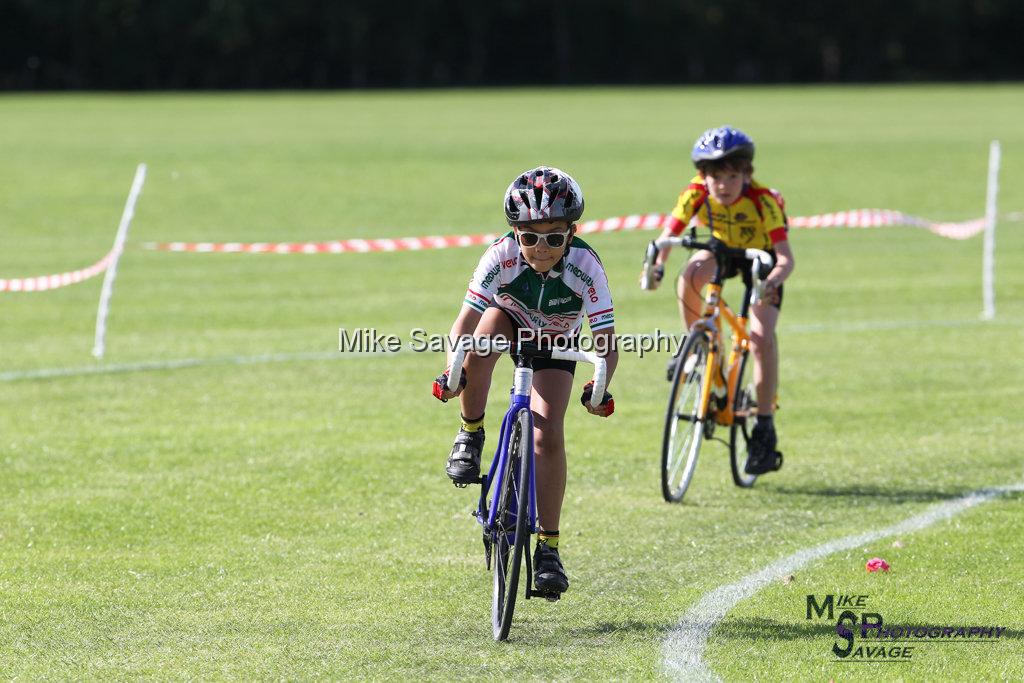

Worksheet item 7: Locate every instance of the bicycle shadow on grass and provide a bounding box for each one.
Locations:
[491,617,1024,648]
[501,615,671,643]
[767,483,968,504]
[558,617,845,643]
[708,618,1024,643]
[711,617,840,642]
[571,618,671,638]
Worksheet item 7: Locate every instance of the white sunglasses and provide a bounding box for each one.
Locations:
[516,229,571,248]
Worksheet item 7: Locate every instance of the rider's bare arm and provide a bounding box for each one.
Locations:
[447,305,482,369]
[764,240,794,304]
[434,305,484,401]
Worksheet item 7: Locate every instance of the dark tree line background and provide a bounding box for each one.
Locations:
[2,0,1022,90]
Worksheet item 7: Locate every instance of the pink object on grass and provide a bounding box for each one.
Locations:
[866,557,890,573]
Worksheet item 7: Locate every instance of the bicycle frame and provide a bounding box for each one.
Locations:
[444,337,607,590]
[476,364,538,540]
[694,283,751,426]
[643,234,772,426]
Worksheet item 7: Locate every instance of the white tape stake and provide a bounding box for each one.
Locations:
[982,140,1000,320]
[92,163,147,359]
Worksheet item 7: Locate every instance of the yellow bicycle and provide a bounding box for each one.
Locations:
[642,232,778,502]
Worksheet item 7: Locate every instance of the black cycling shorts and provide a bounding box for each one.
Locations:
[491,305,577,375]
[720,251,784,310]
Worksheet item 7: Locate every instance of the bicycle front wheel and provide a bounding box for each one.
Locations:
[662,333,709,502]
[491,408,532,641]
[729,350,759,488]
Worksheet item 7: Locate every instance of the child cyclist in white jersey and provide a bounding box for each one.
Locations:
[432,167,617,596]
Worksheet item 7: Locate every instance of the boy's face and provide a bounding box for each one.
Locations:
[514,220,572,274]
[701,167,750,205]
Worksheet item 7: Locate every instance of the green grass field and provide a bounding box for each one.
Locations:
[2,86,1023,680]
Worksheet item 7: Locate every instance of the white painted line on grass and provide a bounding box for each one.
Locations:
[0,350,407,382]
[662,481,1024,681]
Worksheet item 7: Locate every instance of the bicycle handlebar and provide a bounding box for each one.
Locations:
[640,234,775,306]
[446,338,609,409]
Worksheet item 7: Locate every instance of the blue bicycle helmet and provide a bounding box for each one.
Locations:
[691,126,755,165]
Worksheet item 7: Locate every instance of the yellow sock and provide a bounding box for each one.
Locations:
[461,414,484,432]
[538,530,559,550]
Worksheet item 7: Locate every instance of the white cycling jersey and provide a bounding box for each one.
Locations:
[463,232,615,336]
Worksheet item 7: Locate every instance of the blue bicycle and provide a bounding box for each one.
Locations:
[446,338,608,641]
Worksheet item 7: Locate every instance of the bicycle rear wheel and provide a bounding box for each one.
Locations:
[491,408,532,641]
[729,350,758,488]
[662,333,709,502]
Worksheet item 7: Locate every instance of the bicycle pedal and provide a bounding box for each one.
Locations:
[528,589,562,602]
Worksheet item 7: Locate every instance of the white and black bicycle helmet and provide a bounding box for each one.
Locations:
[504,166,584,226]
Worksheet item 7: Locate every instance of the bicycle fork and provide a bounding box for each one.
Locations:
[477,372,541,587]
[477,400,520,571]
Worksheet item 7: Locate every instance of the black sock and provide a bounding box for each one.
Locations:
[756,414,774,428]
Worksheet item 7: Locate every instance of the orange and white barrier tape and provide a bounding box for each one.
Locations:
[789,209,986,240]
[142,208,989,255]
[0,250,118,292]
[1,164,146,299]
[0,208,996,291]
[145,232,505,255]
[0,209,996,292]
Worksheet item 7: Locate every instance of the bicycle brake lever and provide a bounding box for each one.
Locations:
[751,281,766,307]
[640,241,660,290]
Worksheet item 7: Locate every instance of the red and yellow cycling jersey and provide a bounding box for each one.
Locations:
[665,175,788,250]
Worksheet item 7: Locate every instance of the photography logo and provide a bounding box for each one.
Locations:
[806,594,1007,663]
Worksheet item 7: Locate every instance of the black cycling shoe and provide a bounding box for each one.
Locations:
[446,428,484,485]
[533,543,569,595]
[666,337,692,381]
[744,420,783,475]
[666,355,680,381]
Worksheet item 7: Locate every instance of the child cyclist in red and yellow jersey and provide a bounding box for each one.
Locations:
[432,167,617,596]
[645,127,794,476]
